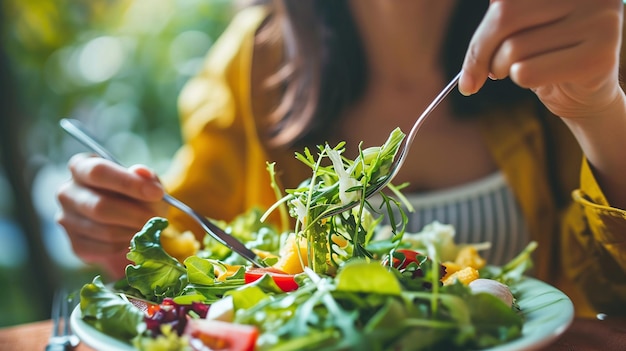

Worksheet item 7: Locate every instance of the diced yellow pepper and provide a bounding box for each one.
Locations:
[273,234,308,274]
[454,246,486,270]
[442,266,479,286]
[441,261,462,282]
[215,263,244,282]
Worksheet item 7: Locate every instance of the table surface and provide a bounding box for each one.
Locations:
[1,316,625,351]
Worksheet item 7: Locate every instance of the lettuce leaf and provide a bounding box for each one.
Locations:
[80,276,145,341]
[125,217,187,301]
[335,260,402,296]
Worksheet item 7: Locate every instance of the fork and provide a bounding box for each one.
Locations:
[324,71,461,217]
[46,289,79,351]
[60,118,264,267]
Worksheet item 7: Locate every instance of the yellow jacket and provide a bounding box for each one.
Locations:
[162,6,626,316]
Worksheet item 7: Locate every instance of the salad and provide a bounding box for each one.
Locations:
[76,128,537,351]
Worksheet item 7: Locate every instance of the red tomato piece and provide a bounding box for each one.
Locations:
[128,297,160,317]
[244,267,299,292]
[184,319,258,351]
[383,249,421,270]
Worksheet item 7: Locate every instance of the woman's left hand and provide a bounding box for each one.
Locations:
[459,0,624,119]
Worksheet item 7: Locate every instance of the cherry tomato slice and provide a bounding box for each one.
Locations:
[184,319,258,351]
[383,249,421,270]
[244,267,299,292]
[127,297,160,317]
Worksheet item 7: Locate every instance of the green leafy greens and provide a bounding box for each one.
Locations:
[232,261,523,351]
[262,127,409,274]
[76,127,532,351]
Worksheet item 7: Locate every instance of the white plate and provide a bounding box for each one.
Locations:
[71,305,135,351]
[71,277,574,351]
[485,277,574,351]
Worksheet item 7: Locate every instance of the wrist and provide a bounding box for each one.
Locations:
[562,90,626,208]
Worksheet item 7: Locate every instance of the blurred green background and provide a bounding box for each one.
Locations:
[0,0,235,327]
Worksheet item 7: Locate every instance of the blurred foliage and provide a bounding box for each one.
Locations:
[0,0,236,327]
[3,0,235,171]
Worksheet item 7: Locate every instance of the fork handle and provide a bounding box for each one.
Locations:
[45,341,72,351]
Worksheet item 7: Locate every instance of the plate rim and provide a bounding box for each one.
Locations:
[71,305,135,351]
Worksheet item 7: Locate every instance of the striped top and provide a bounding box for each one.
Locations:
[394,171,530,266]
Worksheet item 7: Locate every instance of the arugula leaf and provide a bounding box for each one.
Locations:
[184,256,216,285]
[180,266,246,304]
[80,276,145,341]
[125,217,187,300]
[262,128,408,275]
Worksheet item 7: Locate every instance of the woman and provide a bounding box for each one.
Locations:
[56,0,626,316]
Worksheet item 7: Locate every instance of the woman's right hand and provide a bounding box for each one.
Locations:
[55,153,168,279]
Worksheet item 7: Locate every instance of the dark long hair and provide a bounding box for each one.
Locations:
[254,0,535,147]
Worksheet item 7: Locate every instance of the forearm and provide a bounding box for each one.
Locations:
[562,92,626,210]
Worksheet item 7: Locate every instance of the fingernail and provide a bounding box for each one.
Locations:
[131,164,158,180]
[488,72,498,80]
[459,88,471,97]
[459,74,474,96]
